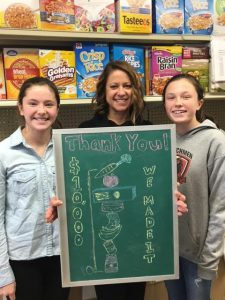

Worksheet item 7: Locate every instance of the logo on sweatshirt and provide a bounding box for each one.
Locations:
[177,154,191,184]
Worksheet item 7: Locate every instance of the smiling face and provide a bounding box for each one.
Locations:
[164,78,203,134]
[105,69,133,123]
[18,84,59,136]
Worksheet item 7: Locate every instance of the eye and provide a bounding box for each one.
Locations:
[110,84,118,89]
[28,101,37,106]
[124,84,132,89]
[45,102,55,107]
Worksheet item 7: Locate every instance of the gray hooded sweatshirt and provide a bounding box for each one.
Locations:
[176,119,225,280]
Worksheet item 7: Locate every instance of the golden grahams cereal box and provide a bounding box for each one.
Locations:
[0,53,6,99]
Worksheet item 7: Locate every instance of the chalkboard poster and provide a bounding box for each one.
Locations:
[53,125,178,287]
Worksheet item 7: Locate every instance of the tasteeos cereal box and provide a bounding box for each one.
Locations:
[213,0,225,35]
[153,0,184,34]
[3,48,39,100]
[74,42,109,98]
[151,46,182,95]
[111,44,145,88]
[116,0,152,33]
[39,50,76,99]
[40,0,75,30]
[0,53,6,100]
[184,0,213,34]
[0,0,40,28]
[75,0,115,32]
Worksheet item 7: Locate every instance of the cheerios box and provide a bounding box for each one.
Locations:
[75,0,115,33]
[39,50,76,100]
[111,44,145,89]
[3,48,40,100]
[116,0,152,33]
[0,53,6,100]
[152,0,184,34]
[184,0,213,34]
[74,42,109,98]
[0,0,40,29]
[151,46,182,95]
[39,0,75,30]
[213,0,225,35]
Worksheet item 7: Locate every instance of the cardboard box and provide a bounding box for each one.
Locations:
[39,49,76,100]
[3,48,39,100]
[213,0,225,35]
[0,53,6,99]
[182,45,209,59]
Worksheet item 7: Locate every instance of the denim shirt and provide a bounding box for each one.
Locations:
[0,127,60,287]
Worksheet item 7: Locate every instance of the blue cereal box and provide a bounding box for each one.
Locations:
[153,0,184,34]
[111,44,145,88]
[74,43,109,98]
[184,0,213,34]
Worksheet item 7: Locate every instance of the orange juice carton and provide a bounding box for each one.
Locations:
[0,0,40,29]
[111,44,145,89]
[116,0,152,33]
[213,0,225,35]
[75,0,115,32]
[184,0,213,34]
[0,53,6,100]
[40,0,75,30]
[153,0,184,34]
[151,46,182,95]
[39,49,76,100]
[74,42,109,98]
[3,48,40,100]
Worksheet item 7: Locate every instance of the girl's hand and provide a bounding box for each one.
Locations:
[0,282,16,300]
[175,190,188,216]
[45,196,63,223]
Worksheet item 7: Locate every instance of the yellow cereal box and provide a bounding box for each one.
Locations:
[40,0,75,30]
[116,0,152,33]
[0,0,40,29]
[39,49,76,99]
[3,48,40,100]
[0,53,6,100]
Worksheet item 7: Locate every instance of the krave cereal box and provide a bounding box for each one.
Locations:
[39,49,76,100]
[74,43,109,98]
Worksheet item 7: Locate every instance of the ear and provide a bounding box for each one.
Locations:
[18,103,24,116]
[196,99,204,111]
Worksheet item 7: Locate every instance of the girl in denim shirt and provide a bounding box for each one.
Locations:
[0,77,69,300]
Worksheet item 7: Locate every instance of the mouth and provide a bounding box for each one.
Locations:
[172,110,186,115]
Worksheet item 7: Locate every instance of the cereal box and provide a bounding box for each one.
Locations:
[75,0,115,32]
[116,0,152,33]
[74,42,109,98]
[153,0,184,34]
[184,0,213,34]
[0,0,40,28]
[213,0,225,35]
[151,46,182,95]
[111,44,145,89]
[0,53,6,100]
[182,59,209,92]
[3,48,40,100]
[145,47,151,95]
[39,50,76,100]
[40,0,75,30]
[182,45,209,59]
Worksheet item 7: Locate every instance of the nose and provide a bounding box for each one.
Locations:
[37,104,46,113]
[117,86,126,95]
[174,97,183,105]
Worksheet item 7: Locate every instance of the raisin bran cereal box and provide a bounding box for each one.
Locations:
[116,0,152,33]
[0,53,6,99]
[39,49,76,100]
[213,0,225,35]
[151,46,182,95]
[111,44,145,89]
[0,0,40,29]
[153,0,184,34]
[184,0,213,34]
[75,0,115,32]
[40,0,75,30]
[3,48,40,100]
[74,42,109,98]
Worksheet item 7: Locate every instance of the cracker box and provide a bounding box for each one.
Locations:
[0,0,40,29]
[213,0,225,35]
[74,42,109,98]
[111,44,145,89]
[39,50,76,100]
[40,0,75,30]
[151,46,182,95]
[0,53,6,100]
[153,0,184,34]
[3,48,40,100]
[116,0,152,33]
[75,0,115,32]
[184,0,213,34]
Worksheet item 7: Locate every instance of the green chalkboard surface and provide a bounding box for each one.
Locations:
[53,125,178,287]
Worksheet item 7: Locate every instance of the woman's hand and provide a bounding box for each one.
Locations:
[45,196,63,223]
[175,190,188,216]
[0,282,16,300]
